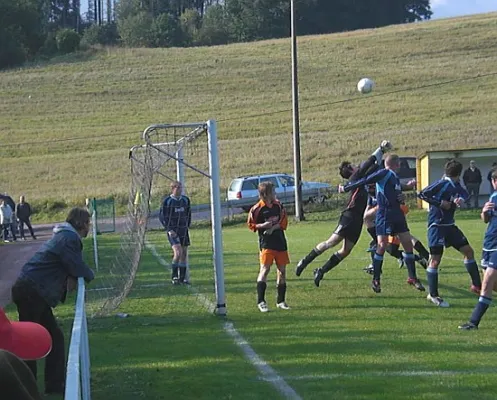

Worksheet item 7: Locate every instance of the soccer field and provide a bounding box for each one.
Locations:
[77,216,497,399]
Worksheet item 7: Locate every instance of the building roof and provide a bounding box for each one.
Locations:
[418,147,497,159]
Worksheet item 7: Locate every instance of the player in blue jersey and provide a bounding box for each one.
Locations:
[159,180,192,284]
[295,141,391,287]
[459,167,497,329]
[341,154,423,294]
[418,160,481,308]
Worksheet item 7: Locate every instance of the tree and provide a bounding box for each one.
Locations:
[196,4,230,45]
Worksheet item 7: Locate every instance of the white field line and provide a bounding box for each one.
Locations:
[266,368,497,382]
[144,240,302,400]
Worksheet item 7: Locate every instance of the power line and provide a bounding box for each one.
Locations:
[2,70,496,149]
[218,71,497,123]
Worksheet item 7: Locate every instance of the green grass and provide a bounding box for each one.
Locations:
[7,214,494,399]
[1,13,497,214]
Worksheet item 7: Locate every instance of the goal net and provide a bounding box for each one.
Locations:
[86,120,226,318]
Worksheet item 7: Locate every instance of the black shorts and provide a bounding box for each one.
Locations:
[167,230,190,247]
[334,212,363,244]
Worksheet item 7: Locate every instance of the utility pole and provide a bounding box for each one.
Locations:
[291,0,304,221]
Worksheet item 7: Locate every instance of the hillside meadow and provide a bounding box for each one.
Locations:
[1,12,497,215]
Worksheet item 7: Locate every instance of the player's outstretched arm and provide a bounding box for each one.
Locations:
[343,168,388,193]
[356,141,393,179]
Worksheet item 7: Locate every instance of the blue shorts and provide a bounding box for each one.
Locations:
[487,251,497,270]
[375,210,409,236]
[482,250,497,269]
[428,224,469,253]
[167,230,190,247]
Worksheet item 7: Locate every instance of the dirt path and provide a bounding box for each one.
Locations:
[0,228,52,307]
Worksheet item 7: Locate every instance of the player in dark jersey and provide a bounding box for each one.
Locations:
[247,181,290,312]
[459,167,497,329]
[159,180,192,284]
[295,140,392,287]
[419,160,481,308]
[342,154,423,294]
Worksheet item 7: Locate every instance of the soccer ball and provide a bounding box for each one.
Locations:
[357,78,374,94]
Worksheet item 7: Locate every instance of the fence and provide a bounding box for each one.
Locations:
[65,278,91,400]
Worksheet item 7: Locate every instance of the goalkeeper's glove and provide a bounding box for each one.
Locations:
[380,140,393,152]
[372,140,392,163]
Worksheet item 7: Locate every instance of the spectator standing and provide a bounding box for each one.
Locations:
[463,160,482,208]
[16,196,36,240]
[0,199,16,242]
[11,207,95,395]
[488,162,497,194]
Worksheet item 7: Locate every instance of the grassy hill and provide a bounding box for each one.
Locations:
[1,12,497,214]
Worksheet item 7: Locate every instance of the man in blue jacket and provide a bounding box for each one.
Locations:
[11,207,95,395]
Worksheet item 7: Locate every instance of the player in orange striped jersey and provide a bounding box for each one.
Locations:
[247,181,290,313]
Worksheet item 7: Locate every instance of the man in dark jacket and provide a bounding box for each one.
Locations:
[11,208,95,395]
[463,160,483,209]
[16,196,36,240]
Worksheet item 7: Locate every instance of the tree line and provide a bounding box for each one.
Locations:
[0,0,432,69]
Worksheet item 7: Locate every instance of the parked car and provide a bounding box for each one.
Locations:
[380,156,417,185]
[227,173,332,211]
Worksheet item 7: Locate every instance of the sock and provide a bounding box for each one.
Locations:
[403,252,417,280]
[470,296,492,326]
[373,253,383,281]
[277,283,287,304]
[387,244,403,260]
[257,281,267,304]
[178,263,187,282]
[370,250,375,263]
[464,259,482,287]
[171,263,179,280]
[301,248,322,266]
[321,253,343,273]
[367,226,377,242]
[426,267,439,296]
[414,240,430,260]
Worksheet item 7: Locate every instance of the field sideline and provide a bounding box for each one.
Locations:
[5,215,495,400]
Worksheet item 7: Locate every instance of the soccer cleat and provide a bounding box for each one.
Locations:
[257,301,269,313]
[371,279,381,293]
[171,277,180,285]
[276,302,290,310]
[417,257,428,269]
[427,294,450,308]
[458,322,478,330]
[469,285,481,295]
[397,258,405,269]
[182,280,190,285]
[363,264,374,275]
[295,259,307,277]
[407,278,425,292]
[313,268,324,287]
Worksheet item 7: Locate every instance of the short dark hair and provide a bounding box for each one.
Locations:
[339,161,353,179]
[491,166,497,180]
[385,154,400,168]
[66,207,90,231]
[444,160,462,178]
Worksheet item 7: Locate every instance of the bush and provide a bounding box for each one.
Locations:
[56,29,81,54]
[0,30,27,68]
[82,23,120,46]
[197,5,230,46]
[118,12,153,47]
[150,13,181,47]
[39,32,58,57]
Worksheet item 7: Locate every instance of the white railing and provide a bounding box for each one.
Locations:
[65,278,91,400]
